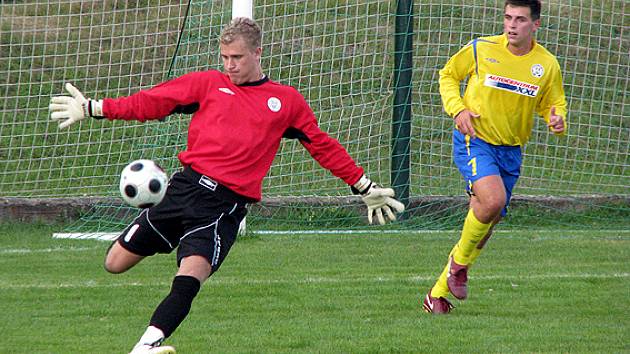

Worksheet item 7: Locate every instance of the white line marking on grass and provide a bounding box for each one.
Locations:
[0,246,100,255]
[253,229,630,235]
[53,233,119,241]
[0,281,169,290]
[2,273,628,290]
[53,229,630,242]
[408,273,630,282]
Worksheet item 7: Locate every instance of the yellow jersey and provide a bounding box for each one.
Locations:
[439,34,567,146]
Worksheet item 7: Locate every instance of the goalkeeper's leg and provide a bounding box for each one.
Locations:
[131,256,209,353]
[104,241,146,273]
[131,199,244,352]
[104,208,181,274]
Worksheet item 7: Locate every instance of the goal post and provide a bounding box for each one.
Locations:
[231,0,254,235]
[232,0,253,19]
[392,0,414,212]
[0,0,628,235]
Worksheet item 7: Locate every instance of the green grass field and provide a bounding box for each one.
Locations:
[1,222,628,353]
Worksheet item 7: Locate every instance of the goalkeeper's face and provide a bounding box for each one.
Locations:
[220,37,263,85]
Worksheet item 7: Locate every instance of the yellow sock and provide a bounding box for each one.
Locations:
[452,209,492,265]
[430,245,456,298]
[430,210,491,298]
[468,228,494,266]
[468,247,482,266]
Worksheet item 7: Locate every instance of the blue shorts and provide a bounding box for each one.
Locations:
[452,130,522,216]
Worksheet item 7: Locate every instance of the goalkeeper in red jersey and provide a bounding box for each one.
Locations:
[422,0,567,314]
[49,17,404,353]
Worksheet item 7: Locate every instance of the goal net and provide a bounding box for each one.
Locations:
[1,0,627,234]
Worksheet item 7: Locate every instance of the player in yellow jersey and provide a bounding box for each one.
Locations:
[423,0,568,314]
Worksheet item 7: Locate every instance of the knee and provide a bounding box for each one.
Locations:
[103,242,121,274]
[104,255,127,274]
[103,242,138,274]
[104,261,124,274]
[472,196,505,222]
[486,196,506,216]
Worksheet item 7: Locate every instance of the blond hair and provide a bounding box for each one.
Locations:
[219,17,262,49]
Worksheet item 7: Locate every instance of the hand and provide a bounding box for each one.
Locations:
[353,176,405,225]
[548,106,565,134]
[454,109,480,138]
[49,83,89,129]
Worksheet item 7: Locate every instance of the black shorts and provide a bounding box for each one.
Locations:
[115,166,250,273]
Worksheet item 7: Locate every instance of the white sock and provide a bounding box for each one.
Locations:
[134,326,165,348]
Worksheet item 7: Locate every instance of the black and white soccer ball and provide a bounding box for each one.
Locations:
[119,159,168,208]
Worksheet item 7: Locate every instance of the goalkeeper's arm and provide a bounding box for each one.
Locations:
[351,175,405,225]
[49,83,104,129]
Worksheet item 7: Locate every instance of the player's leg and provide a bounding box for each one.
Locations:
[131,225,241,352]
[130,256,209,354]
[425,142,522,312]
[105,172,189,275]
[428,131,503,298]
[447,176,505,298]
[104,240,145,274]
[467,146,521,267]
[104,208,180,274]
[142,256,210,343]
[468,215,501,266]
[130,170,248,352]
[429,177,503,300]
[455,175,506,262]
[426,132,507,313]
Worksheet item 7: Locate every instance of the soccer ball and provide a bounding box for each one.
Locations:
[119,159,168,208]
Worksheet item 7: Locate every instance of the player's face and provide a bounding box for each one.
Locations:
[220,37,263,85]
[503,5,540,54]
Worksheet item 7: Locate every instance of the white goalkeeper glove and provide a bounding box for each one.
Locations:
[49,83,104,129]
[352,175,405,225]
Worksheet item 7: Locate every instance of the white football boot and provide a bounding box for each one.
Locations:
[129,344,176,354]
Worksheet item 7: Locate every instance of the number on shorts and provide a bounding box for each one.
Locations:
[468,157,477,176]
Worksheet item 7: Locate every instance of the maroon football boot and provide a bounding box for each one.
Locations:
[422,289,455,314]
[447,256,469,299]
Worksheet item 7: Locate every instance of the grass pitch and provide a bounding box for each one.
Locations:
[1,223,628,353]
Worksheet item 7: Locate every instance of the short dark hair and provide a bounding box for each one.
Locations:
[505,0,541,20]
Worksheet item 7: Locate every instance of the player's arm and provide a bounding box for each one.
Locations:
[287,99,404,225]
[49,73,204,129]
[439,44,475,118]
[439,43,479,137]
[537,61,568,135]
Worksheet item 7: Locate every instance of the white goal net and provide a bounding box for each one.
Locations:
[1,0,628,233]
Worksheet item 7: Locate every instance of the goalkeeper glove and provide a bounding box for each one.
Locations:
[352,175,405,225]
[49,83,104,129]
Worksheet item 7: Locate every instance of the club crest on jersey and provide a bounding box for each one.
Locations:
[267,97,281,112]
[531,64,544,78]
[484,74,539,97]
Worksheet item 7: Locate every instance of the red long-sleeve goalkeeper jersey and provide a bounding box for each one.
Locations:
[102,70,364,201]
